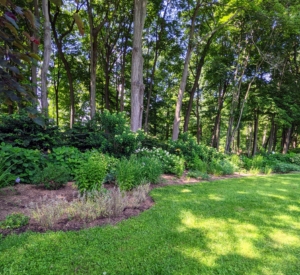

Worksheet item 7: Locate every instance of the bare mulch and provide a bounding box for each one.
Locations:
[0,172,247,236]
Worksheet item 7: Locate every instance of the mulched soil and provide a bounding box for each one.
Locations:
[0,172,248,236]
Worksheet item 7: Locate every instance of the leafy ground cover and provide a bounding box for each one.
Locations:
[1,173,300,274]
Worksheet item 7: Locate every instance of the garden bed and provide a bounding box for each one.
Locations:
[0,172,248,236]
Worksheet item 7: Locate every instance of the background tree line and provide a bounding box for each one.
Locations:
[1,0,300,155]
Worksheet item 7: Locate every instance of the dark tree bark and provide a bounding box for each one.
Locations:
[211,81,228,150]
[251,108,259,156]
[282,126,292,154]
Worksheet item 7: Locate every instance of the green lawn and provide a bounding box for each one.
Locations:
[1,174,300,275]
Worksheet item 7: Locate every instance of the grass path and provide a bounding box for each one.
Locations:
[1,174,300,275]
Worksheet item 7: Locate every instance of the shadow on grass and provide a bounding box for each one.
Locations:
[0,174,299,274]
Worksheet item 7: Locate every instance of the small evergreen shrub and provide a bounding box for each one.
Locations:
[0,213,29,229]
[32,164,70,190]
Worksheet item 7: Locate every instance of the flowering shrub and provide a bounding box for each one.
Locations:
[135,147,185,177]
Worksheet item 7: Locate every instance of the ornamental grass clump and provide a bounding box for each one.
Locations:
[30,185,150,229]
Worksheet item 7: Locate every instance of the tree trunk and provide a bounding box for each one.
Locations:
[119,35,129,112]
[267,114,275,153]
[41,0,51,116]
[251,109,259,156]
[211,81,228,149]
[50,7,77,128]
[282,126,292,154]
[183,31,216,132]
[31,0,39,105]
[172,1,200,140]
[144,2,169,132]
[90,37,97,118]
[131,0,147,132]
[144,32,159,133]
[87,0,109,118]
[196,90,201,144]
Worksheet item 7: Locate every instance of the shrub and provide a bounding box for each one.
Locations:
[115,155,163,191]
[0,143,46,183]
[208,159,235,176]
[74,153,107,193]
[0,213,29,229]
[272,162,300,173]
[188,155,207,172]
[0,111,61,150]
[0,156,15,188]
[48,146,85,179]
[167,133,223,164]
[32,164,70,190]
[187,170,210,180]
[136,148,185,177]
[138,156,163,184]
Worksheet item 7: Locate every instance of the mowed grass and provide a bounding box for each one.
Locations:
[1,174,300,275]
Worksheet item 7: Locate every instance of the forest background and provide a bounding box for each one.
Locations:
[1,0,300,156]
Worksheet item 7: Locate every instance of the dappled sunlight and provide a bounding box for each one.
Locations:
[256,192,288,200]
[208,194,224,201]
[177,247,217,268]
[269,230,300,247]
[178,210,261,263]
[181,189,192,193]
[237,191,249,194]
[288,205,300,212]
[276,188,288,192]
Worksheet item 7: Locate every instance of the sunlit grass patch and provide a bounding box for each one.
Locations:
[0,174,300,275]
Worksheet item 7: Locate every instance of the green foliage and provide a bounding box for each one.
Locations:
[74,153,108,193]
[138,156,163,184]
[2,175,300,274]
[115,155,163,191]
[208,159,235,176]
[0,112,61,150]
[251,155,264,169]
[0,213,29,229]
[167,133,223,166]
[187,170,210,180]
[272,162,300,173]
[63,111,145,157]
[48,146,85,179]
[0,2,40,104]
[229,154,243,169]
[0,156,15,188]
[136,147,185,177]
[189,155,207,173]
[32,164,70,190]
[0,143,46,183]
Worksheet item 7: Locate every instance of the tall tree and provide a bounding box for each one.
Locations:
[41,0,51,116]
[131,0,147,132]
